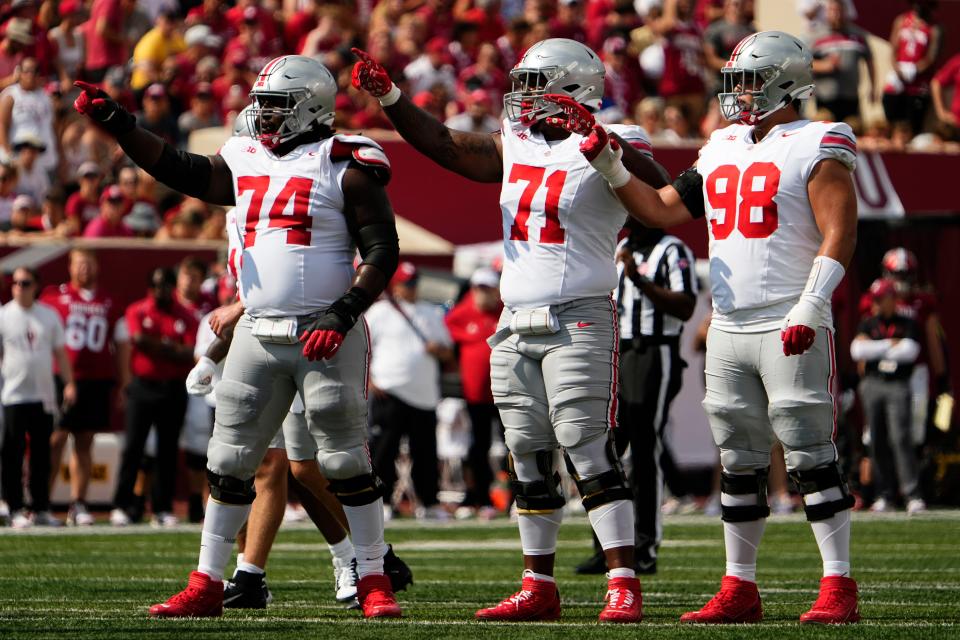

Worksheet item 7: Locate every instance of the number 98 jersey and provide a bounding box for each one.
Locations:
[498,120,653,310]
[219,133,389,318]
[696,119,857,332]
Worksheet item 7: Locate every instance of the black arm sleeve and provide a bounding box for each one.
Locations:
[672,167,706,220]
[149,143,215,200]
[355,222,400,280]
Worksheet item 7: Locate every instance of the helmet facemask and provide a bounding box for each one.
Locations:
[248,90,313,150]
[718,65,783,125]
[503,62,598,126]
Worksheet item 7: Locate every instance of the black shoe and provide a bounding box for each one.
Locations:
[224,570,273,609]
[383,544,413,592]
[188,494,204,523]
[634,547,657,575]
[574,550,608,575]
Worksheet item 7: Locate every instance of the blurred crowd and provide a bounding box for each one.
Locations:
[0,0,958,241]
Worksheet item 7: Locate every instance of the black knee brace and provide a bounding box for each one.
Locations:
[508,451,565,513]
[185,452,207,472]
[563,440,632,512]
[720,468,771,522]
[207,470,256,505]
[326,473,384,507]
[789,463,855,522]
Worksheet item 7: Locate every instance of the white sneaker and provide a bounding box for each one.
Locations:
[67,503,95,526]
[332,556,358,602]
[151,512,179,528]
[906,498,927,515]
[870,498,890,513]
[415,504,450,521]
[0,500,9,526]
[477,505,498,520]
[110,508,131,527]
[32,511,63,527]
[283,503,308,523]
[454,505,476,520]
[11,510,33,529]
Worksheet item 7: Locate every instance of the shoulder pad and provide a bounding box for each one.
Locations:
[817,122,857,172]
[330,135,391,185]
[609,124,654,158]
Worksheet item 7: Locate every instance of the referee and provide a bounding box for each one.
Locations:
[576,222,697,575]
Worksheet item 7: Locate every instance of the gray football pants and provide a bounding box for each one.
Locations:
[207,314,370,481]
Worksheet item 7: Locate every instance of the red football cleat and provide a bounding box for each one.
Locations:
[357,573,402,618]
[599,576,643,623]
[475,575,561,621]
[149,571,223,618]
[680,576,763,624]
[800,576,861,624]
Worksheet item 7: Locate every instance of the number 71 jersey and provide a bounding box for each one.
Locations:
[219,133,388,318]
[696,119,857,332]
[498,119,653,309]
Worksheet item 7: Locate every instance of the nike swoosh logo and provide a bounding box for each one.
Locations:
[222,592,245,604]
[577,322,594,328]
[782,132,799,137]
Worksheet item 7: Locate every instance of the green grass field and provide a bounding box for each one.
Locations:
[1,512,959,640]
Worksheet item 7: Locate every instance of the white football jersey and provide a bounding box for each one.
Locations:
[498,119,653,309]
[696,119,857,332]
[219,134,386,317]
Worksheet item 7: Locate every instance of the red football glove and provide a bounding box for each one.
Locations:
[541,93,596,136]
[73,80,136,136]
[299,328,345,361]
[351,48,393,97]
[781,325,816,356]
[580,123,620,161]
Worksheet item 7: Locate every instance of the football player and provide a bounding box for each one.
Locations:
[353,38,670,623]
[73,55,402,619]
[544,31,861,624]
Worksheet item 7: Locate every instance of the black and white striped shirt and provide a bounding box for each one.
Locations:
[615,235,697,340]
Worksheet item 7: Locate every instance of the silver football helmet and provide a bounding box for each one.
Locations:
[247,55,337,149]
[233,105,253,137]
[719,31,814,125]
[503,38,604,126]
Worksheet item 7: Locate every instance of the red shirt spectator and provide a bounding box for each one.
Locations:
[885,7,941,97]
[603,37,644,117]
[125,284,198,381]
[444,269,502,404]
[225,2,278,45]
[82,185,132,238]
[461,5,506,44]
[186,0,233,39]
[549,0,588,45]
[418,0,457,42]
[65,161,103,230]
[933,53,960,127]
[658,20,705,97]
[284,0,321,53]
[40,257,124,381]
[83,0,127,78]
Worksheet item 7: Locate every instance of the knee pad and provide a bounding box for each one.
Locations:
[563,435,631,512]
[508,451,565,514]
[214,379,263,427]
[206,469,256,505]
[789,462,855,522]
[720,468,771,522]
[185,452,207,471]
[326,473,384,507]
[317,445,371,480]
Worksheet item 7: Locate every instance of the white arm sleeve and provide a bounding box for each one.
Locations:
[850,338,893,361]
[885,338,920,363]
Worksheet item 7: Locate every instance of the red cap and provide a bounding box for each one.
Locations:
[870,278,897,299]
[100,184,125,204]
[467,88,491,107]
[425,37,448,55]
[412,91,436,109]
[390,261,419,287]
[59,0,80,16]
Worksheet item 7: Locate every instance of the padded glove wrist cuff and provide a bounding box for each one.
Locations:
[803,255,845,305]
[378,84,401,107]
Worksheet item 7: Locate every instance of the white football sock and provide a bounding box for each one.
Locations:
[721,488,765,583]
[805,487,852,577]
[608,567,636,580]
[328,536,355,565]
[518,510,563,555]
[343,498,387,579]
[198,499,251,581]
[588,500,634,550]
[522,569,555,583]
[237,561,265,575]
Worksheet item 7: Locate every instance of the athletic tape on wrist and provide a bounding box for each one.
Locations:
[379,84,401,107]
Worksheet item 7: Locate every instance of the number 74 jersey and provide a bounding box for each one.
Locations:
[498,119,653,309]
[696,119,857,332]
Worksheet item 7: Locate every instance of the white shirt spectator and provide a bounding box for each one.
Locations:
[403,56,457,96]
[365,298,453,411]
[445,112,500,133]
[0,299,65,414]
[0,85,58,173]
[797,0,857,34]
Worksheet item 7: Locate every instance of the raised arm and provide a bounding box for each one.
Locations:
[72,81,236,206]
[350,48,502,183]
